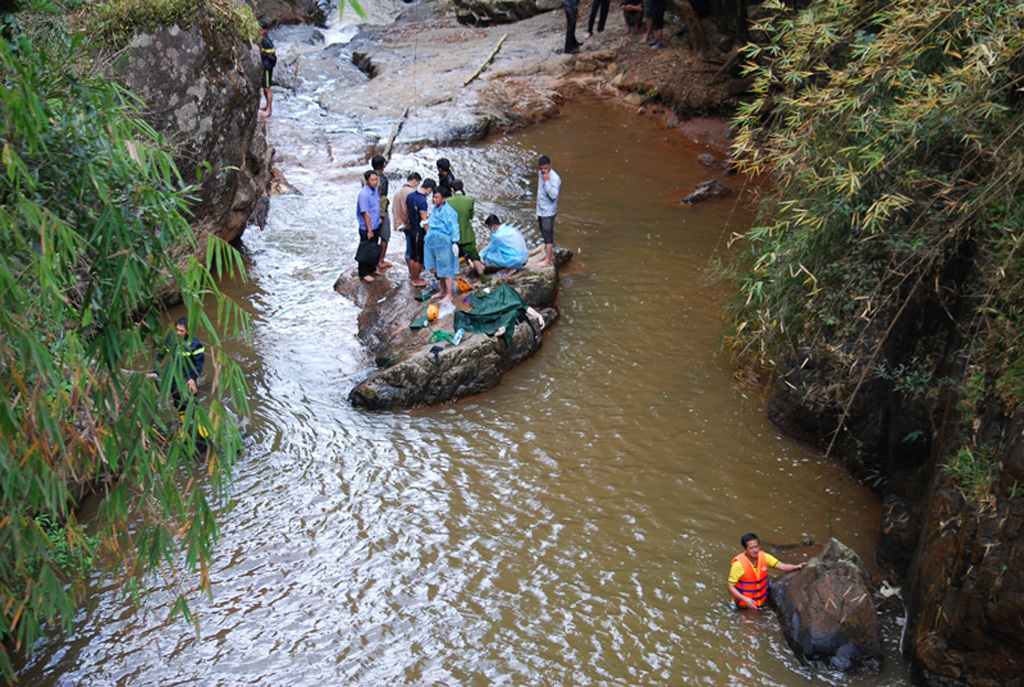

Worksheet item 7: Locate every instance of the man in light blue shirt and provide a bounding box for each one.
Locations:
[536,154,561,268]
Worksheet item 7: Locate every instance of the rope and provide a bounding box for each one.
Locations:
[350,284,455,382]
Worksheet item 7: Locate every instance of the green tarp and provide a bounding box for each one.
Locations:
[453,284,526,346]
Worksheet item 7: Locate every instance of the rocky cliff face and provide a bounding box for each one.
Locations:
[768,327,1024,685]
[118,18,272,246]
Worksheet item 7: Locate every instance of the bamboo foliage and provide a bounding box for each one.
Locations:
[727,0,1024,414]
[0,23,249,681]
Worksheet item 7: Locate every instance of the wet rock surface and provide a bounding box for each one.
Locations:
[451,0,561,26]
[774,538,883,672]
[336,247,571,409]
[681,179,728,204]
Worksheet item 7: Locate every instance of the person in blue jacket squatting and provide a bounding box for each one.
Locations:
[423,186,461,304]
[481,214,529,275]
[728,532,805,610]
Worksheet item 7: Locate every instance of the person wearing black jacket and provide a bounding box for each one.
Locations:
[436,158,457,198]
[259,20,276,117]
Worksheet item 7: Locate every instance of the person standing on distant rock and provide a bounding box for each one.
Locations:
[647,0,666,48]
[406,178,435,287]
[728,533,806,610]
[356,169,382,283]
[423,187,460,304]
[536,154,561,268]
[370,155,393,270]
[259,20,276,118]
[446,180,485,277]
[563,0,582,54]
[585,0,610,39]
[393,172,422,283]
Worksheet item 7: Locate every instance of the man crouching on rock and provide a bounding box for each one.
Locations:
[728,532,805,610]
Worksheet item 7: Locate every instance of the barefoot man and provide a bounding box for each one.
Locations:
[536,154,561,268]
[423,187,460,304]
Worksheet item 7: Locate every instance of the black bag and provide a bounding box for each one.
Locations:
[355,238,382,264]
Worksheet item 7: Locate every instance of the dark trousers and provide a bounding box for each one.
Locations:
[358,230,380,278]
[588,0,609,33]
[563,0,580,52]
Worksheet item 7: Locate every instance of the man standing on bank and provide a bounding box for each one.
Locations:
[727,532,806,610]
[536,154,561,268]
[370,155,393,270]
[563,0,582,53]
[259,20,276,118]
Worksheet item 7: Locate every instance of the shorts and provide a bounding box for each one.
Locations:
[424,232,458,278]
[458,240,481,263]
[642,0,652,17]
[262,68,272,89]
[378,213,390,244]
[538,215,555,245]
[404,228,424,264]
[650,0,666,28]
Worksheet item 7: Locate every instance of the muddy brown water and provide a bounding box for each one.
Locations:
[19,28,911,687]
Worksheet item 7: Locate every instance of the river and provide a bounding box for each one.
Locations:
[20,7,911,686]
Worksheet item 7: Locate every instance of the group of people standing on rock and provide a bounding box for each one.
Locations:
[564,0,695,52]
[354,154,562,305]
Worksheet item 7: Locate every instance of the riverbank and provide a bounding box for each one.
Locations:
[267,0,743,168]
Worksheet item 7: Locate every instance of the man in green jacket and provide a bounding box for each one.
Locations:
[447,180,486,276]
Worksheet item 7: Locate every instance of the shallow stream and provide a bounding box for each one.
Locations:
[20,8,912,686]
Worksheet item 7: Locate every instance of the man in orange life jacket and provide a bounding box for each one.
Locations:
[728,532,805,610]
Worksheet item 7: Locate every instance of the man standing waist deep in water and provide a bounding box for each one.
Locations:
[728,532,806,610]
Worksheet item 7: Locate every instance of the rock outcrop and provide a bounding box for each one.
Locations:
[774,538,883,672]
[246,0,328,26]
[680,179,728,204]
[766,316,1024,685]
[451,0,562,26]
[336,248,572,409]
[119,19,272,245]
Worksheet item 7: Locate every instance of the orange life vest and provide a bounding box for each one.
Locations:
[732,551,769,607]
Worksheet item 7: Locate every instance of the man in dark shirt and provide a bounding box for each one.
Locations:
[405,178,435,287]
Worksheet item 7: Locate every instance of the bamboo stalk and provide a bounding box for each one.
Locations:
[464,33,509,87]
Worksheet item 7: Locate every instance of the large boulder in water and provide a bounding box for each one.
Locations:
[336,247,572,409]
[774,538,883,672]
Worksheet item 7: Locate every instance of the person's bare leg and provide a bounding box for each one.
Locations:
[537,242,553,267]
[438,278,454,304]
[409,260,427,286]
[472,259,486,276]
[378,241,392,268]
[642,19,653,42]
[261,87,273,118]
